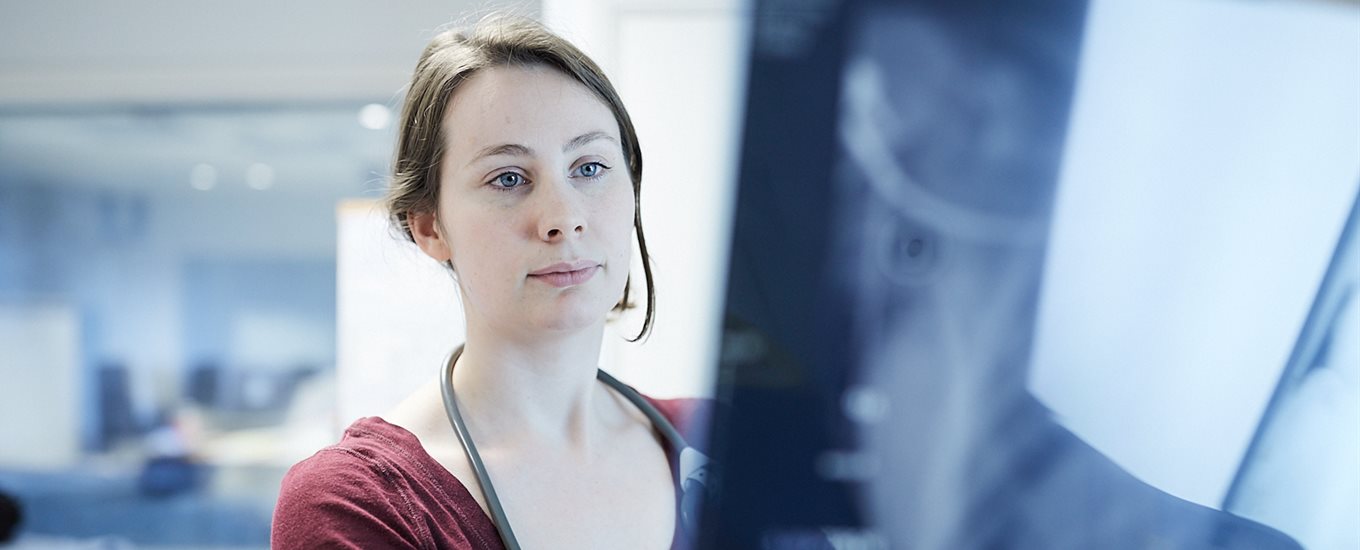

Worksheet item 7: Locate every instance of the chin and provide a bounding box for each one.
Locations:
[533,314,605,335]
[530,296,614,334]
[519,273,628,334]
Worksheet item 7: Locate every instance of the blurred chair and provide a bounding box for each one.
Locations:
[94,362,141,451]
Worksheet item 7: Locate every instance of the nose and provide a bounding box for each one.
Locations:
[534,178,586,242]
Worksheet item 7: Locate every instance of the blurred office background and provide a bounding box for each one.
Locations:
[0,0,1356,548]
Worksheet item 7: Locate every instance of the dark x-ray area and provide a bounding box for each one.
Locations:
[701,0,1358,548]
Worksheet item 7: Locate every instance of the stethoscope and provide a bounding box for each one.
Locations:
[439,345,712,550]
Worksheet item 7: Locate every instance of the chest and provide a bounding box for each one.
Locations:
[496,446,677,549]
[429,430,677,549]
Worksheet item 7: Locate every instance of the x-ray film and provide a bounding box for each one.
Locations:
[701,1,1305,548]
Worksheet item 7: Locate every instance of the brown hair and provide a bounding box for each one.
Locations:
[385,14,655,342]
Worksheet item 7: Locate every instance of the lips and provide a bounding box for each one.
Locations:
[528,260,601,288]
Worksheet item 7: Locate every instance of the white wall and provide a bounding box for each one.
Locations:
[1030,0,1360,509]
[0,303,81,468]
[335,200,465,425]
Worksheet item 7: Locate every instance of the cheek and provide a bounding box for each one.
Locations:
[606,186,637,306]
[601,183,636,255]
[445,215,515,299]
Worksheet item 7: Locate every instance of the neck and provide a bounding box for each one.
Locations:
[450,318,609,452]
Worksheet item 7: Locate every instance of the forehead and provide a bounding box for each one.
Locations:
[440,64,619,159]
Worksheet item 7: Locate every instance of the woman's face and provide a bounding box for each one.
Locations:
[412,65,635,337]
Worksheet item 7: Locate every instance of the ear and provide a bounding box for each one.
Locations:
[408,209,453,263]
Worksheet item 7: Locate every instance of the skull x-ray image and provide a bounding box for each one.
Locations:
[699,0,1318,548]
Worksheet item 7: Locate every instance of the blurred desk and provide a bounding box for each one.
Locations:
[0,462,282,548]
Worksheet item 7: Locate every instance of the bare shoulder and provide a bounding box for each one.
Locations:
[607,386,715,450]
[383,377,447,442]
[382,378,490,515]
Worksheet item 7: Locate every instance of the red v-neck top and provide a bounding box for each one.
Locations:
[271,396,707,549]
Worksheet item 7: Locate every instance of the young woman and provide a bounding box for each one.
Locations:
[272,15,705,550]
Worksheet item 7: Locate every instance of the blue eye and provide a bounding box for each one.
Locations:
[492,172,526,189]
[573,162,609,179]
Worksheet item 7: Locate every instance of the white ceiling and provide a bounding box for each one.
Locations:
[0,0,539,195]
[0,0,535,104]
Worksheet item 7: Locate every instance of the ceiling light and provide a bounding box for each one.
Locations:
[358,103,391,130]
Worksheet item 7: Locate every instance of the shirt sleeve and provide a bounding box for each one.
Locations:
[271,448,429,550]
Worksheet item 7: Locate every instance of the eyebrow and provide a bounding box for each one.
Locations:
[467,131,618,167]
[563,131,616,152]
